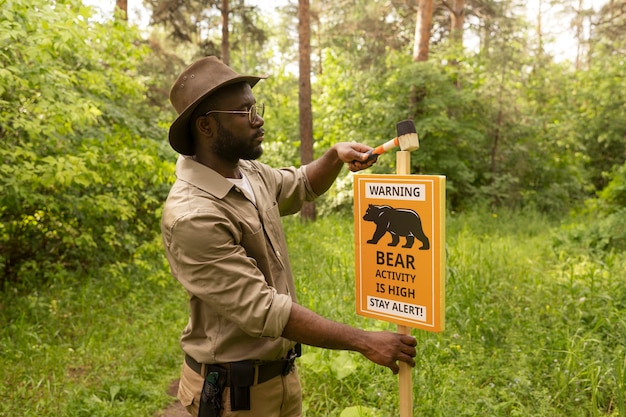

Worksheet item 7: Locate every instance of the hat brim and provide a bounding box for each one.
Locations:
[168,75,266,155]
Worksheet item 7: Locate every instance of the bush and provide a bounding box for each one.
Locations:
[554,163,626,252]
[0,0,174,289]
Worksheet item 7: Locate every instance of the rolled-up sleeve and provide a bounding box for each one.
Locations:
[165,208,292,339]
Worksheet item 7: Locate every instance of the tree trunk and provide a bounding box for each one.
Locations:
[221,0,230,65]
[115,0,128,21]
[413,0,434,61]
[450,0,464,46]
[448,0,465,87]
[298,0,315,221]
[410,0,433,119]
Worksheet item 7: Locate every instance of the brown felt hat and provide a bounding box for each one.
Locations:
[168,56,268,155]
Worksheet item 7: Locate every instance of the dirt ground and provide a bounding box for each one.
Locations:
[156,379,191,417]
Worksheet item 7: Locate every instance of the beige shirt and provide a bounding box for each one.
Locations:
[161,156,317,364]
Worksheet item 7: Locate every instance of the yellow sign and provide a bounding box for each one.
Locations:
[354,174,445,332]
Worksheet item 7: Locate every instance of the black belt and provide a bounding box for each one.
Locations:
[185,346,300,385]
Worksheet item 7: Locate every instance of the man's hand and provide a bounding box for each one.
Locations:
[334,142,378,172]
[305,142,377,195]
[359,331,417,374]
[283,304,417,375]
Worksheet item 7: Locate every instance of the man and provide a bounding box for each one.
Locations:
[161,56,417,417]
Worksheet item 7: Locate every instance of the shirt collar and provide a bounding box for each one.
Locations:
[175,155,234,199]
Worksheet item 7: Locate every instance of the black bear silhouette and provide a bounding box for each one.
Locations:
[363,204,430,250]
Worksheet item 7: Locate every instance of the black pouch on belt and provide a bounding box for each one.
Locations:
[229,361,254,411]
[198,365,227,417]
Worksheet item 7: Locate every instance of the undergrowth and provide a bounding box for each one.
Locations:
[1,210,624,416]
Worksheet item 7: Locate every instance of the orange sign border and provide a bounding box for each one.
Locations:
[354,174,446,332]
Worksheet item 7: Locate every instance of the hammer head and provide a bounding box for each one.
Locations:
[396,120,419,151]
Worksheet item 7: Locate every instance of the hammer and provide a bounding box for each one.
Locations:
[365,120,419,162]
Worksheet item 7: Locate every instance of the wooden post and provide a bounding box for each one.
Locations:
[396,151,413,417]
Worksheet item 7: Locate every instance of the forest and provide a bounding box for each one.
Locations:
[1,0,625,416]
[1,0,625,287]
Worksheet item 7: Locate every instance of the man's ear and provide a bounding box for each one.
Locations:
[196,114,215,138]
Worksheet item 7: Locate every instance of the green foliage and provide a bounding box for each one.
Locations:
[393,53,487,210]
[263,1,623,216]
[142,0,626,217]
[1,1,624,415]
[598,163,626,212]
[574,54,626,191]
[256,68,301,168]
[311,50,488,212]
[1,209,624,416]
[0,0,174,288]
[147,0,269,61]
[302,43,615,214]
[0,237,185,417]
[286,210,625,416]
[556,163,626,252]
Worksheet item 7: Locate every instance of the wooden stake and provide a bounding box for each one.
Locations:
[398,324,413,416]
[396,151,413,417]
[396,150,412,176]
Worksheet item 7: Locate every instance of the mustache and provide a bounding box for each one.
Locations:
[255,128,265,138]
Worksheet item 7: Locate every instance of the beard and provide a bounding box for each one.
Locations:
[211,118,263,163]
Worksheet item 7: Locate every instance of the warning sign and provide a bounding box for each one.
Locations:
[354,174,445,332]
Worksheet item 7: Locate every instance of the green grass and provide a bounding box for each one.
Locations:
[287,210,626,416]
[0,238,189,417]
[1,210,624,416]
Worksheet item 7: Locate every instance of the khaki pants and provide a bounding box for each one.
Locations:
[177,360,302,417]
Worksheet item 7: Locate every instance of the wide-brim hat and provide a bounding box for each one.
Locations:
[168,56,268,155]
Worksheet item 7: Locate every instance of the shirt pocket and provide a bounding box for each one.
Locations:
[239,202,286,287]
